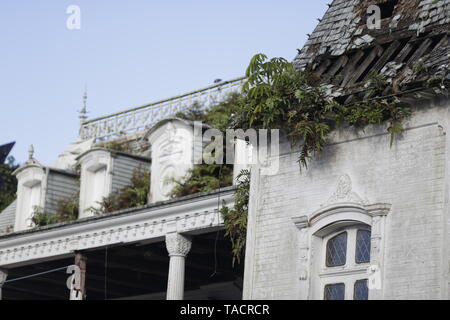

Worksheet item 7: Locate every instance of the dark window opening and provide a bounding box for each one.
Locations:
[324,283,345,300]
[354,279,369,300]
[379,0,399,19]
[326,232,348,267]
[355,230,371,263]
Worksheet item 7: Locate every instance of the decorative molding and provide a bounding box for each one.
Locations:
[0,190,234,268]
[290,174,391,300]
[79,77,245,141]
[147,120,195,202]
[365,203,392,217]
[323,174,368,207]
[165,233,192,257]
[292,216,309,230]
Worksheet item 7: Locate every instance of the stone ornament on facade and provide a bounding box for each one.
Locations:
[324,174,368,206]
[292,174,391,300]
[166,233,192,257]
[146,119,196,202]
[0,190,233,267]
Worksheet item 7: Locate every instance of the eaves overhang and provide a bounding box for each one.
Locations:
[0,186,236,268]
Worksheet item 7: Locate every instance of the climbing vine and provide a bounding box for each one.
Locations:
[219,169,250,266]
[234,54,412,167]
[170,95,242,198]
[170,53,421,264]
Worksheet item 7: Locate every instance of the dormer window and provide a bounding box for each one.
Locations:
[17,179,43,230]
[77,148,151,218]
[13,157,79,231]
[83,163,108,215]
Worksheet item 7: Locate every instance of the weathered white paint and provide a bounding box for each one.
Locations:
[0,188,234,268]
[165,232,192,300]
[12,160,79,232]
[13,163,46,232]
[243,102,450,300]
[146,119,195,202]
[77,149,112,218]
[53,139,94,171]
[77,148,150,218]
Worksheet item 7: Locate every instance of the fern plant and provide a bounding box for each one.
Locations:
[170,164,233,198]
[91,166,150,215]
[220,169,250,266]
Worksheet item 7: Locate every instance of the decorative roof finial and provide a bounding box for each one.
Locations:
[79,85,88,124]
[28,144,34,161]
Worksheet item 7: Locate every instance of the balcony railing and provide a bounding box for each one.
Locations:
[79,77,246,141]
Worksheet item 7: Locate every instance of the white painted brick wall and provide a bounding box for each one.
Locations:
[244,101,450,300]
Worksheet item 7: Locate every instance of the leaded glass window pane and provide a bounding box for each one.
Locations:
[354,279,369,300]
[355,230,371,263]
[326,232,347,267]
[324,283,345,300]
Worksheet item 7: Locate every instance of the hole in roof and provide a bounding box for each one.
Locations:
[379,0,399,19]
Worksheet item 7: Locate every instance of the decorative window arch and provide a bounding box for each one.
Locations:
[292,174,391,300]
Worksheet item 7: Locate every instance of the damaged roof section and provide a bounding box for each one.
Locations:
[294,0,449,100]
[295,0,449,67]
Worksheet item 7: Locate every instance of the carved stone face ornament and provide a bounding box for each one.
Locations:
[159,123,183,161]
[324,174,368,206]
[159,165,176,197]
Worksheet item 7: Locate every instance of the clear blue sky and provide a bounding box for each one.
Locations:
[0,0,329,165]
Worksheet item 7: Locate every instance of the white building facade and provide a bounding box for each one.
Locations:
[0,0,449,300]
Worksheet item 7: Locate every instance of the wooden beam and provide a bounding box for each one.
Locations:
[324,55,349,79]
[341,51,365,87]
[347,45,384,86]
[393,42,414,63]
[315,59,332,76]
[363,40,401,81]
[406,38,433,65]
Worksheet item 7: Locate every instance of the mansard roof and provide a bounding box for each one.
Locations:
[0,200,15,234]
[75,147,151,163]
[294,0,449,99]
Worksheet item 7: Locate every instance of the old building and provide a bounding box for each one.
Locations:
[243,0,450,300]
[0,0,449,300]
[0,81,245,300]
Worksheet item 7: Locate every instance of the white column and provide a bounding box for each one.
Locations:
[0,269,8,300]
[165,233,192,300]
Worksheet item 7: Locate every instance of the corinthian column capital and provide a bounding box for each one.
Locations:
[165,233,192,257]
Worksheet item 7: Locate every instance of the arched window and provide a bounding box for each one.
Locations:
[322,226,371,300]
[292,175,391,301]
